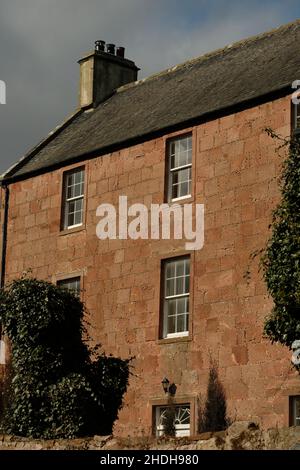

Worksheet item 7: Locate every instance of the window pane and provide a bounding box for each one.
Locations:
[169,136,192,169]
[168,135,192,201]
[75,170,83,184]
[166,278,175,297]
[74,209,83,226]
[171,167,191,199]
[67,184,74,199]
[166,297,189,334]
[177,313,188,333]
[175,276,184,295]
[68,211,75,228]
[177,297,187,314]
[57,277,81,297]
[185,259,190,275]
[176,259,185,277]
[163,258,190,337]
[75,198,83,212]
[169,135,192,170]
[177,167,191,184]
[185,275,190,294]
[171,182,178,200]
[296,104,300,128]
[167,314,176,335]
[67,172,74,188]
[68,200,75,213]
[63,169,85,229]
[181,181,188,197]
[167,299,177,316]
[74,183,82,198]
[179,138,188,153]
[293,396,300,426]
[165,259,190,297]
[156,405,190,437]
[166,262,175,279]
[170,142,176,156]
[67,171,84,200]
[175,406,190,425]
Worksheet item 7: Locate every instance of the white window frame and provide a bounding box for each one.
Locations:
[62,168,85,230]
[291,396,300,426]
[167,134,192,202]
[162,257,190,339]
[155,404,191,437]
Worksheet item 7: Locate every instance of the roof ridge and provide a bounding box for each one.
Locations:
[117,18,300,93]
[4,18,300,181]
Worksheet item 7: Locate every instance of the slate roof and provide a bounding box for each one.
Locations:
[4,19,300,181]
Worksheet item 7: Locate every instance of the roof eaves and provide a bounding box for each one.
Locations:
[2,81,292,185]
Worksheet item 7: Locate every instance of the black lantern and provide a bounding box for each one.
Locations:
[161,377,170,394]
[161,377,177,396]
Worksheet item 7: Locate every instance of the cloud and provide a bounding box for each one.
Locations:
[0,0,299,174]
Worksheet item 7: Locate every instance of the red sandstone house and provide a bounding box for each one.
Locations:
[1,20,300,437]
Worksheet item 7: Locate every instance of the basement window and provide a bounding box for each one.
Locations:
[62,167,85,230]
[161,256,190,339]
[167,134,192,202]
[290,396,300,426]
[57,276,81,298]
[155,404,191,437]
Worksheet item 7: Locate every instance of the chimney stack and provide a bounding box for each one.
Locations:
[95,40,105,52]
[116,47,125,58]
[78,41,140,109]
[106,43,115,55]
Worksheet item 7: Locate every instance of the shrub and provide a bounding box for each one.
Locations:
[261,131,300,353]
[0,277,131,438]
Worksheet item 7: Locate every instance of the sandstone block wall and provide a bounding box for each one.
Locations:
[2,95,300,435]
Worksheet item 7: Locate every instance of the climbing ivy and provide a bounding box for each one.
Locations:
[262,129,300,348]
[0,277,131,438]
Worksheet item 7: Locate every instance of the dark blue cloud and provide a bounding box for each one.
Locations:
[0,0,299,174]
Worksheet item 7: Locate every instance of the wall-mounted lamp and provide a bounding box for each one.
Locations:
[161,377,177,396]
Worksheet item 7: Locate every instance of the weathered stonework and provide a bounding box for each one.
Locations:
[0,422,300,450]
[2,95,300,436]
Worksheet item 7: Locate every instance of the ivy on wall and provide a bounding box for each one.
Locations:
[0,277,131,438]
[262,130,300,352]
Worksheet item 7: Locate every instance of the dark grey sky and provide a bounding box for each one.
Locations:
[0,0,299,175]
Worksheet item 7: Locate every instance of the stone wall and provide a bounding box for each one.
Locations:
[3,93,300,435]
[0,422,300,450]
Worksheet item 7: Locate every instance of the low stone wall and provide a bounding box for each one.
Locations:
[0,422,300,451]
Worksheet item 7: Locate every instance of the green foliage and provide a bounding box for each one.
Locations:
[198,360,228,433]
[262,131,300,348]
[0,277,131,438]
